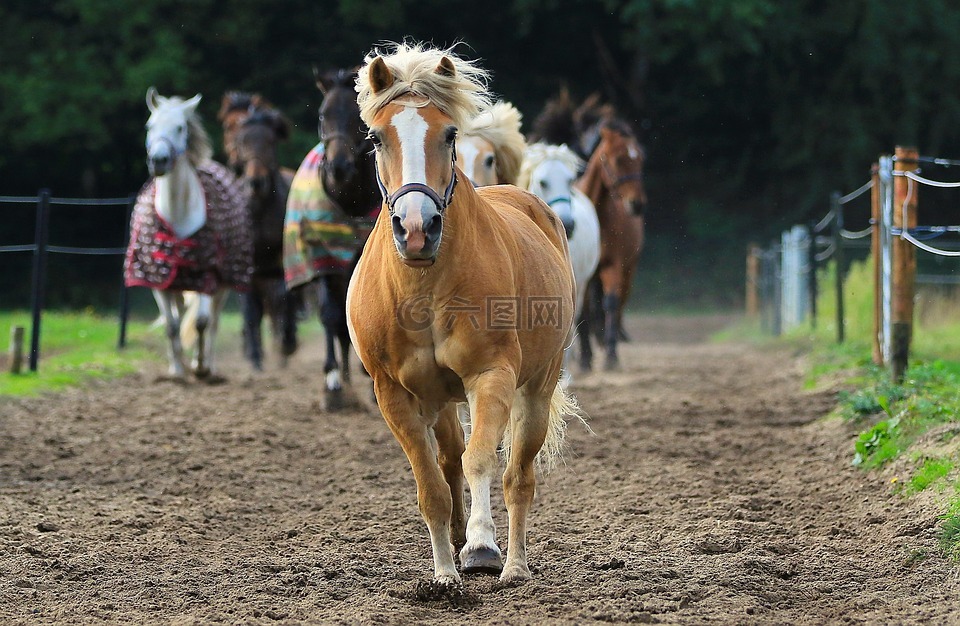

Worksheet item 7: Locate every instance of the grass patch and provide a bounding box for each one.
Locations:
[0,309,161,396]
[906,457,954,494]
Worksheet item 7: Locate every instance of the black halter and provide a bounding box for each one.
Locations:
[375,144,459,214]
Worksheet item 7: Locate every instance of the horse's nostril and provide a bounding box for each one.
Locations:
[424,214,443,241]
[391,214,406,242]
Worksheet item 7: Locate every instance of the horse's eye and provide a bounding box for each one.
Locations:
[367,132,382,147]
[484,155,495,168]
[540,180,549,190]
[445,128,457,145]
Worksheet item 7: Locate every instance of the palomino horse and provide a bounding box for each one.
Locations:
[348,42,579,587]
[456,101,525,186]
[125,88,252,379]
[575,119,647,370]
[518,143,600,385]
[228,104,299,370]
[283,68,380,409]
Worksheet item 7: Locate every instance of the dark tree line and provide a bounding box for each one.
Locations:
[2,0,959,308]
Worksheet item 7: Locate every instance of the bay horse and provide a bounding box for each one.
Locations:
[227,102,299,370]
[518,143,600,386]
[348,42,579,588]
[125,88,252,380]
[283,68,380,409]
[575,119,647,370]
[456,101,525,186]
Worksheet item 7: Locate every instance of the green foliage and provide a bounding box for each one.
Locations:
[852,415,900,468]
[906,457,954,494]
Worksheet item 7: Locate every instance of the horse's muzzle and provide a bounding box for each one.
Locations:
[147,155,171,177]
[392,211,443,266]
[562,218,575,239]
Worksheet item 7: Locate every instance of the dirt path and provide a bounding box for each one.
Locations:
[1,315,957,625]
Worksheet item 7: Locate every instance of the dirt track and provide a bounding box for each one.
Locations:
[1,315,958,625]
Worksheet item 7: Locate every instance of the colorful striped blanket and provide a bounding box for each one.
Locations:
[283,143,379,288]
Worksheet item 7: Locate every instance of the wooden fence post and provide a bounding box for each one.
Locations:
[9,326,24,374]
[870,162,882,365]
[746,244,760,317]
[891,146,918,382]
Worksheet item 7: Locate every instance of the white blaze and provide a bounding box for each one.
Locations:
[390,107,429,229]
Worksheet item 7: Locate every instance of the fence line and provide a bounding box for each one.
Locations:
[0,190,135,372]
[748,146,960,381]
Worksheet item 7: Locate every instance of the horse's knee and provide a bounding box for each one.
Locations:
[165,322,180,341]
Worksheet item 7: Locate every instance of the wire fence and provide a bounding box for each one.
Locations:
[749,148,960,381]
[0,190,135,372]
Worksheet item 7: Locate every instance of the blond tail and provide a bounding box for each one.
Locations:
[500,382,587,472]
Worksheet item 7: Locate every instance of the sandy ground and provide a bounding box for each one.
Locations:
[1,314,958,625]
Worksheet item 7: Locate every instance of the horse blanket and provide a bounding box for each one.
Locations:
[283,143,378,288]
[124,160,253,294]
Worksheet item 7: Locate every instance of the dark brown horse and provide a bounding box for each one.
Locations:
[219,93,299,370]
[310,68,380,408]
[576,118,647,370]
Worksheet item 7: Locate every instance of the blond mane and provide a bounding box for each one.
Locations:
[356,41,492,130]
[517,143,584,190]
[464,101,526,185]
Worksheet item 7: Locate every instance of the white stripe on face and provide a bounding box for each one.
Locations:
[457,141,479,182]
[390,107,429,229]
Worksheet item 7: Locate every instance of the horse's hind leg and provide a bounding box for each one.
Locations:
[500,377,554,583]
[435,402,467,551]
[376,380,460,585]
[195,290,227,379]
[153,290,186,378]
[460,365,516,575]
[320,275,350,409]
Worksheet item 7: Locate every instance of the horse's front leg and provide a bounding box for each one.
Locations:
[319,276,347,410]
[598,266,623,371]
[376,379,460,586]
[152,289,186,378]
[240,285,265,371]
[460,364,517,576]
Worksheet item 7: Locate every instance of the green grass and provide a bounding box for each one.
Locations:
[0,309,161,396]
[907,457,954,495]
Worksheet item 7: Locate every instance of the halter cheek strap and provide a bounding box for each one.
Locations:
[375,144,459,214]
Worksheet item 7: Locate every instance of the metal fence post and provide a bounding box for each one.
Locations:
[831,191,845,344]
[28,188,51,372]
[117,194,135,349]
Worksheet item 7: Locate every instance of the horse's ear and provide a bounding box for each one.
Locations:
[274,112,291,141]
[314,66,329,96]
[435,56,456,78]
[368,56,394,94]
[183,93,202,114]
[146,86,159,113]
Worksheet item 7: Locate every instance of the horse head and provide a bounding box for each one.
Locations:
[145,87,206,177]
[217,91,268,174]
[593,120,647,217]
[520,143,582,238]
[315,67,368,186]
[357,43,490,266]
[457,101,525,186]
[233,108,290,200]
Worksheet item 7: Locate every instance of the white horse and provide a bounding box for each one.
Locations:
[125,87,252,379]
[519,143,601,386]
[456,101,526,186]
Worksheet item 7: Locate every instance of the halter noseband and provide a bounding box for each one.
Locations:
[375,143,459,214]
